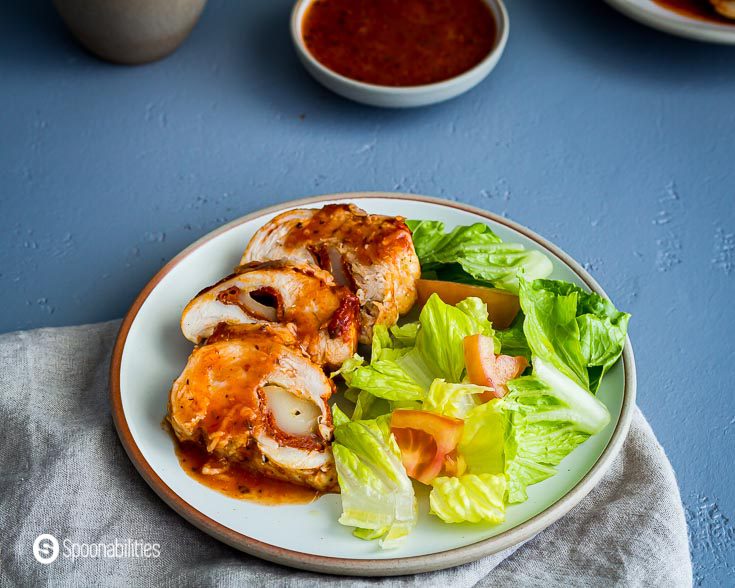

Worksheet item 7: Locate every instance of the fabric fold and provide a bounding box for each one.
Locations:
[0,321,691,587]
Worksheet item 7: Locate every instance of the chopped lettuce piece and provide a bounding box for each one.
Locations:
[331,404,351,427]
[429,474,507,524]
[335,329,426,403]
[519,278,589,388]
[407,220,553,293]
[351,389,390,421]
[352,527,388,541]
[519,278,630,392]
[459,400,505,476]
[390,322,420,347]
[496,314,531,361]
[501,358,610,503]
[416,294,499,382]
[333,416,417,548]
[455,297,498,341]
[330,354,365,381]
[347,359,426,402]
[575,296,630,393]
[371,324,408,361]
[407,219,462,260]
[394,348,435,391]
[423,379,485,419]
[525,358,611,435]
[374,324,434,393]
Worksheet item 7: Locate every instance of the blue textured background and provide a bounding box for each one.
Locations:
[2,0,734,583]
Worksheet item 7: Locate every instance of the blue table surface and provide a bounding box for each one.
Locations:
[2,0,734,583]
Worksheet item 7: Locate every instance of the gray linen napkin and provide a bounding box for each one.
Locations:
[0,321,692,587]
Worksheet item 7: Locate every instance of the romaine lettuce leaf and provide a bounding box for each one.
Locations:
[503,278,624,502]
[407,220,553,293]
[519,278,630,392]
[423,379,485,419]
[416,294,499,382]
[519,278,588,388]
[496,314,531,361]
[459,399,505,476]
[502,358,610,503]
[350,389,391,421]
[371,323,410,361]
[333,328,427,403]
[575,293,630,392]
[333,415,417,548]
[347,360,426,402]
[390,322,420,347]
[331,404,351,426]
[330,354,364,381]
[429,474,507,524]
[455,297,498,342]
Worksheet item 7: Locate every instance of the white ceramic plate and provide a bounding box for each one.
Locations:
[605,0,735,44]
[110,193,636,576]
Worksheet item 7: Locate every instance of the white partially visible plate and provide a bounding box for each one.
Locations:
[605,0,735,43]
[110,193,636,576]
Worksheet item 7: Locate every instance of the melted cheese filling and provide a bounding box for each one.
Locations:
[262,385,321,437]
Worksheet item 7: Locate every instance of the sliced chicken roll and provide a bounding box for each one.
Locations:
[241,204,421,343]
[167,324,338,492]
[181,260,359,368]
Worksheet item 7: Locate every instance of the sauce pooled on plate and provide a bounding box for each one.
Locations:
[174,436,321,505]
[302,0,497,87]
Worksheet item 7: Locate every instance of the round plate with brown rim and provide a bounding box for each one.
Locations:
[110,193,636,576]
[604,0,735,44]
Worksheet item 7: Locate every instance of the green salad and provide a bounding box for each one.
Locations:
[330,220,631,548]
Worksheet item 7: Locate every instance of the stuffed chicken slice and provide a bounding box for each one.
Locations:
[167,324,338,492]
[241,204,421,343]
[181,260,359,368]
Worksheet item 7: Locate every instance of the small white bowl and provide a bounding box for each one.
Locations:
[290,0,509,108]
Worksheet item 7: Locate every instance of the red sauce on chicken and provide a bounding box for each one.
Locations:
[302,0,497,87]
[652,0,735,24]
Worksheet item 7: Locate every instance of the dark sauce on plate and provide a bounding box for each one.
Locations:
[302,0,497,87]
[652,0,735,24]
[174,437,321,505]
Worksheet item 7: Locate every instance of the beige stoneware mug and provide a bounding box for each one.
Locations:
[53,0,208,64]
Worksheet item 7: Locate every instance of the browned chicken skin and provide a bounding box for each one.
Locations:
[711,0,735,18]
[241,204,421,343]
[168,324,338,492]
[180,260,359,368]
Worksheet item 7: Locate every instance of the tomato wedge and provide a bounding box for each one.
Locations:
[390,410,464,485]
[463,334,529,400]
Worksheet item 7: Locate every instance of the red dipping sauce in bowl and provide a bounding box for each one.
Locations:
[302,0,497,87]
